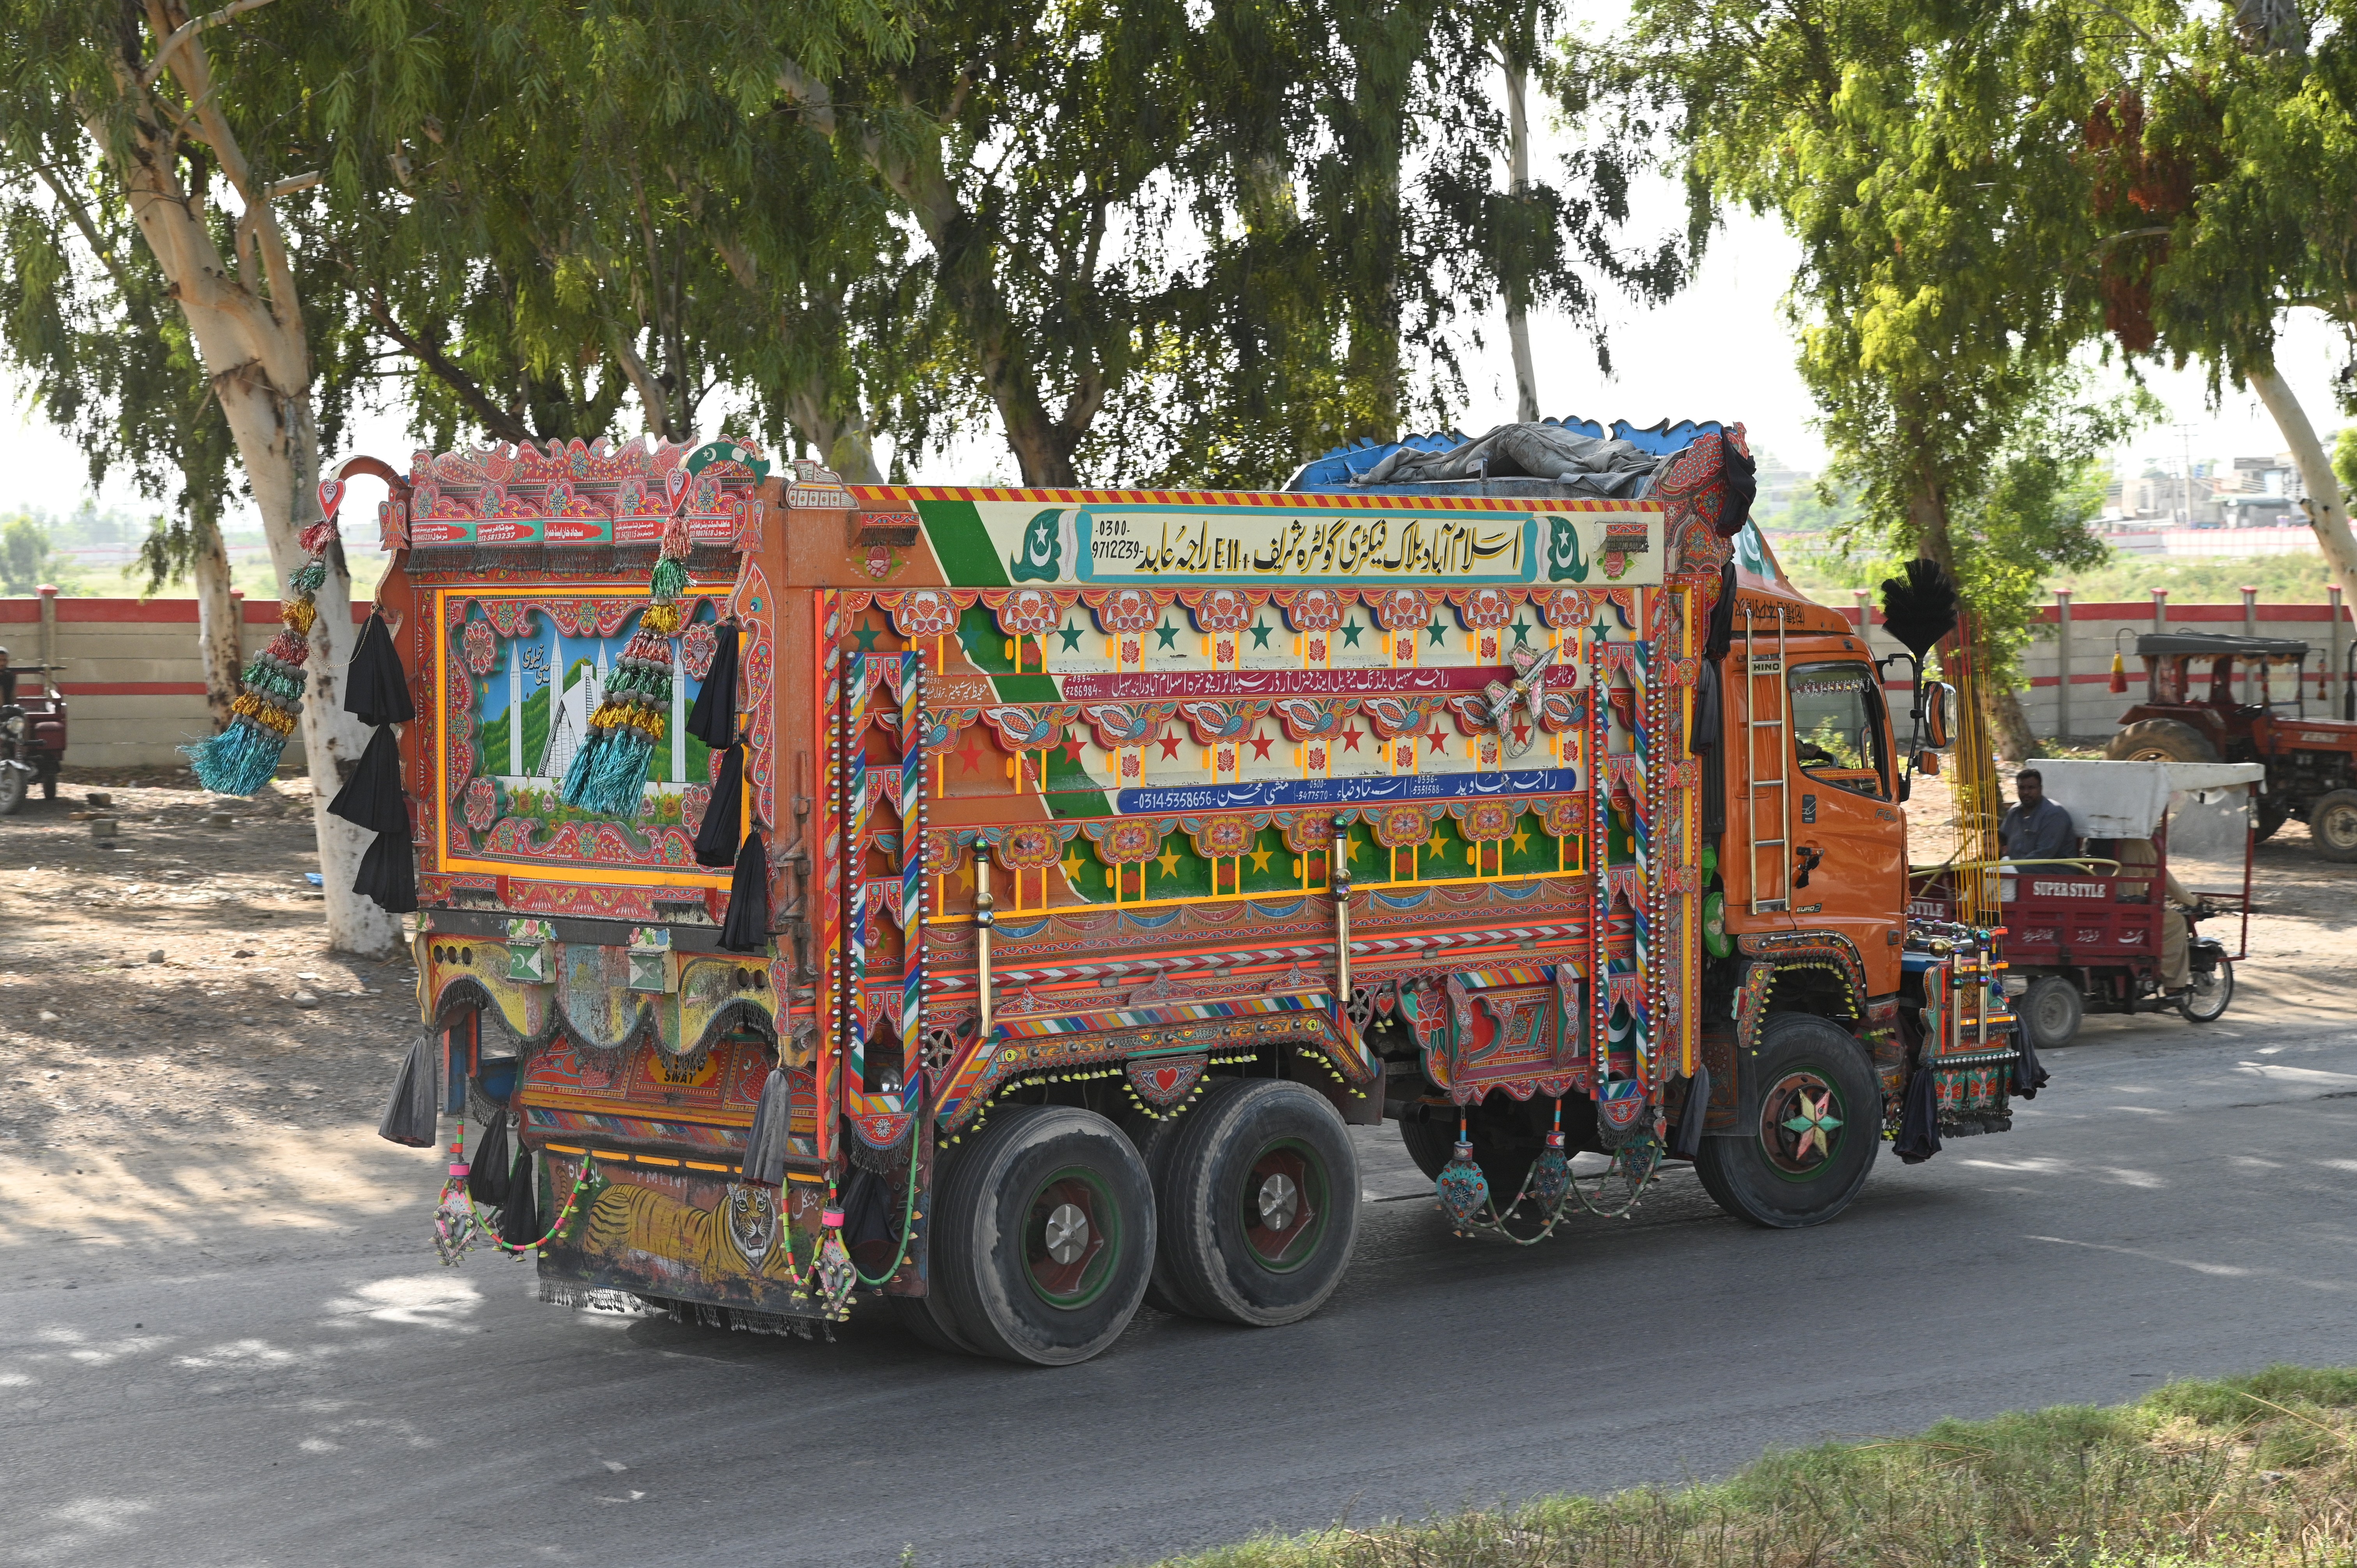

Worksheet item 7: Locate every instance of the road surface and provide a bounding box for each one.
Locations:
[4,1001,2353,1568]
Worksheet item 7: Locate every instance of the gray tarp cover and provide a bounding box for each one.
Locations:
[1358,421,1663,496]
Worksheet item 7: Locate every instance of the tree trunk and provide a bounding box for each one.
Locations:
[1986,683,2039,763]
[191,516,240,731]
[2247,367,2357,609]
[1502,53,1539,424]
[90,14,397,957]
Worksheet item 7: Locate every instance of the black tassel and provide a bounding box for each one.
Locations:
[345,611,414,726]
[1671,1063,1712,1159]
[498,1150,542,1247]
[328,726,409,837]
[1716,440,1757,536]
[467,1109,514,1206]
[1703,562,1738,659]
[1878,558,1961,661]
[740,1066,794,1186]
[377,1035,440,1147]
[685,622,740,749]
[720,829,770,952]
[694,743,745,867]
[1690,659,1721,755]
[2012,1031,2049,1100]
[1893,1058,1944,1165]
[354,826,418,913]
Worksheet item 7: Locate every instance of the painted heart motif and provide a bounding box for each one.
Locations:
[664,466,692,511]
[316,477,345,522]
[1147,1065,1184,1096]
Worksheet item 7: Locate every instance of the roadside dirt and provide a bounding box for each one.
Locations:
[0,774,433,1286]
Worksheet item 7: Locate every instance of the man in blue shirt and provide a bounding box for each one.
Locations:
[1999,768,2079,863]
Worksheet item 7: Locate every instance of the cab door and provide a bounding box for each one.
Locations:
[1785,660,1905,995]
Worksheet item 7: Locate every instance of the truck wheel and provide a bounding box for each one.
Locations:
[1155,1079,1359,1327]
[2018,976,2083,1050]
[1127,1109,1194,1317]
[1695,1012,1879,1230]
[933,1104,1154,1366]
[0,766,23,817]
[2179,956,2235,1022]
[2309,789,2357,862]
[2106,719,2219,765]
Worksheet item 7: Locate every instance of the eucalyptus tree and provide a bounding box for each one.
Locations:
[0,0,408,950]
[0,167,245,722]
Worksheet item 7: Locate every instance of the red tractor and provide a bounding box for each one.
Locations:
[2105,631,2357,858]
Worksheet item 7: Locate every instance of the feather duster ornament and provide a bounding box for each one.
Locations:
[1878,558,1961,662]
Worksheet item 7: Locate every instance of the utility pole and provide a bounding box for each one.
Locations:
[2176,424,2198,526]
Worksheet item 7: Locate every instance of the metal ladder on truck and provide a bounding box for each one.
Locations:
[1743,604,1792,915]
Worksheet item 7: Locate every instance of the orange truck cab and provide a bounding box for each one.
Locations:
[364,420,2023,1366]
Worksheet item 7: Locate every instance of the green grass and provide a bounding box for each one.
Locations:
[1145,1367,2357,1568]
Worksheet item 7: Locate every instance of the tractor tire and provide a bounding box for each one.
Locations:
[2106,719,2220,765]
[2310,789,2357,862]
[1695,1012,1879,1230]
[2018,975,2084,1051]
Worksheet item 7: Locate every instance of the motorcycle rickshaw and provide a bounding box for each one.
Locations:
[0,652,66,814]
[1922,759,2259,1049]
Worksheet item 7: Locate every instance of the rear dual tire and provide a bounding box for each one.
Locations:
[1152,1079,1358,1328]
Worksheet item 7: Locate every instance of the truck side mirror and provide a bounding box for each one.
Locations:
[1921,681,1957,750]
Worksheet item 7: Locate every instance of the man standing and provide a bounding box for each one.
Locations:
[1999,768,2078,863]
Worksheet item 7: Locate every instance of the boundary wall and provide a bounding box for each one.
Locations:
[1837,588,2357,743]
[0,588,368,770]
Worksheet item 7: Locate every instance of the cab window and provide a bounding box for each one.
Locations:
[1788,662,1888,798]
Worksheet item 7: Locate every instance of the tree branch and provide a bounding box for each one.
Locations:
[140,0,278,90]
[361,286,533,445]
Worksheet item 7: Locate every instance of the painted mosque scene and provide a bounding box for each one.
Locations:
[453,600,720,859]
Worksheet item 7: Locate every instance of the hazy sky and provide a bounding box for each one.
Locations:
[5,203,2348,524]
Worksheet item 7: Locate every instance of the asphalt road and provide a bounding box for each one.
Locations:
[5,1005,2355,1568]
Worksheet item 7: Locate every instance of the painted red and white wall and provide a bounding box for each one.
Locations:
[0,588,368,769]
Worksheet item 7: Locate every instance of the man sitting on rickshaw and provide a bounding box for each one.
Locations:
[2104,837,2195,1001]
[2000,768,2079,863]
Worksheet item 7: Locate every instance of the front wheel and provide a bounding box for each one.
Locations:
[1155,1079,1360,1328]
[0,763,24,818]
[932,1104,1155,1366]
[1695,1011,1880,1229]
[2019,975,2083,1051]
[2180,954,2234,1022]
[2309,789,2357,862]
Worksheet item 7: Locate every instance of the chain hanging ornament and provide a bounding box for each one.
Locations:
[1527,1102,1572,1211]
[183,480,349,794]
[560,467,692,816]
[1434,1110,1491,1233]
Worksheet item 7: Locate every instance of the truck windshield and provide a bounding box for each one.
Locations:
[1789,662,1887,798]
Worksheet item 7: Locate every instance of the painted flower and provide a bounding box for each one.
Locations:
[463,776,502,831]
[681,784,711,833]
[461,618,498,676]
[682,622,719,682]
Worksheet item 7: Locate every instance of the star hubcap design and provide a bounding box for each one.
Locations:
[1780,1090,1842,1162]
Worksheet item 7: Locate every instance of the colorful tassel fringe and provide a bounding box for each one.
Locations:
[559,504,693,816]
[183,505,345,794]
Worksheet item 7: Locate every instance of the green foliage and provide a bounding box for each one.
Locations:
[1139,1366,2357,1568]
[0,515,51,596]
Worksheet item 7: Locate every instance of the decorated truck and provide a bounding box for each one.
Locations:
[350,419,2025,1366]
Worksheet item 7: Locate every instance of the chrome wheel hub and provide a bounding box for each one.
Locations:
[1256,1172,1300,1233]
[1041,1201,1090,1266]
